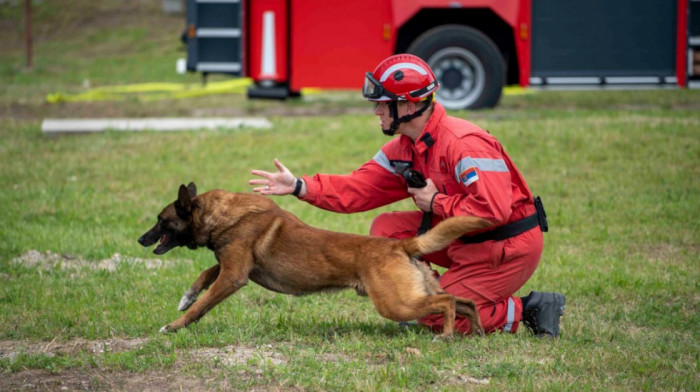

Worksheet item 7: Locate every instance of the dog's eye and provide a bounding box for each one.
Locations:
[161,219,182,231]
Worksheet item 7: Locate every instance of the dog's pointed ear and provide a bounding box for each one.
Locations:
[176,184,192,218]
[187,182,197,198]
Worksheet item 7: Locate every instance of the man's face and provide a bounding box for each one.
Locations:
[374,101,411,133]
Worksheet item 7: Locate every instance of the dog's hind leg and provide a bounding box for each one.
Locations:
[455,297,484,336]
[377,293,458,339]
[425,294,457,339]
[178,264,220,311]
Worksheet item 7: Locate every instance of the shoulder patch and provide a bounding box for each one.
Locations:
[458,167,479,187]
[454,156,508,182]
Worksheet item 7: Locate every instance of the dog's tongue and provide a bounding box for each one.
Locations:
[160,235,168,245]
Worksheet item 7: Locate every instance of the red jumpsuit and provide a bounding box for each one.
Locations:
[299,103,542,334]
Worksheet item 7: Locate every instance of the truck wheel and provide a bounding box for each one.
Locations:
[407,25,505,110]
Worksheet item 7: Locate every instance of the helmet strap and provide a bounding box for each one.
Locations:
[382,97,433,136]
[382,101,400,136]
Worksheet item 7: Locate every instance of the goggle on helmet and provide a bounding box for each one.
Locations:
[362,54,439,103]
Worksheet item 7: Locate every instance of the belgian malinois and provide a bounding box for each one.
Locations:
[138,183,492,337]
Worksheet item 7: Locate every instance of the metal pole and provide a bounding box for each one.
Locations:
[25,0,32,69]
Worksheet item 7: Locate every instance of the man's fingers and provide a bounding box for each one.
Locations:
[250,169,273,178]
[251,160,294,196]
[273,158,288,173]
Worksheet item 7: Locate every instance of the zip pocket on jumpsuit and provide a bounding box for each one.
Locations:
[488,239,506,269]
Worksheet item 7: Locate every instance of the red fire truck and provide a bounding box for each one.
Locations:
[183,0,699,109]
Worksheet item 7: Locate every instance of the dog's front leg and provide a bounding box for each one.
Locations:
[178,264,221,311]
[160,246,253,333]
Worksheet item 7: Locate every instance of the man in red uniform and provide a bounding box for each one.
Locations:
[250,54,565,337]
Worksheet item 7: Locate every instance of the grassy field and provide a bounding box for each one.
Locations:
[1,1,699,390]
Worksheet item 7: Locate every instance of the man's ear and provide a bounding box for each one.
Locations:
[176,184,192,218]
[406,101,417,115]
[186,182,197,198]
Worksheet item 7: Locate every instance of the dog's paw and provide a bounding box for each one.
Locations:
[433,333,454,342]
[159,325,170,334]
[178,290,198,311]
[470,320,485,336]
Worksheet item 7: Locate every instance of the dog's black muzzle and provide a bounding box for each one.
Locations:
[138,226,161,247]
[138,226,182,255]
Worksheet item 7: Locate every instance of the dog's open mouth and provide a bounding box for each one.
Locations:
[153,234,174,255]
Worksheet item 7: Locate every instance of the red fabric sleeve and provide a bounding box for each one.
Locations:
[300,160,409,213]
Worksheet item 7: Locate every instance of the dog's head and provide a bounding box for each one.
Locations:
[138,182,199,255]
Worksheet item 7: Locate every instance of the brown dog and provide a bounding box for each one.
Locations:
[138,183,492,337]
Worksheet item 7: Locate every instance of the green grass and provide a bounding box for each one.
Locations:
[1,1,699,390]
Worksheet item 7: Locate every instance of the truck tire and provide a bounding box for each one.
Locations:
[407,25,505,110]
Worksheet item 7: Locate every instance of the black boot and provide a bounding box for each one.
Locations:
[521,291,565,338]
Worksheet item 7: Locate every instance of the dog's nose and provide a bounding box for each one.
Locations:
[138,236,147,246]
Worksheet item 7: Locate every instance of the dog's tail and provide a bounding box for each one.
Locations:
[400,216,493,257]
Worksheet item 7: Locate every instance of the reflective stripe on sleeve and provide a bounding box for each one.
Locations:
[372,150,394,173]
[454,156,509,182]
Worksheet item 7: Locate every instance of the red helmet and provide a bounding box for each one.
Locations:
[362,54,439,102]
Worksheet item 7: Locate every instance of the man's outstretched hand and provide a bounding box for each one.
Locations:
[249,159,299,196]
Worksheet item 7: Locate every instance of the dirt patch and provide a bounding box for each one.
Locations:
[186,345,286,367]
[0,101,141,122]
[192,105,371,118]
[10,250,191,272]
[0,337,483,390]
[1,97,372,122]
[0,337,305,367]
[438,370,491,386]
[0,368,218,392]
[185,345,349,368]
[0,337,294,367]
[0,338,302,391]
[1,368,308,391]
[0,338,149,361]
[637,243,699,264]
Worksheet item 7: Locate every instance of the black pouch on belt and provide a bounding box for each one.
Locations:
[534,196,548,232]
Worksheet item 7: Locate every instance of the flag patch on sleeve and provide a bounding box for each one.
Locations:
[459,167,479,187]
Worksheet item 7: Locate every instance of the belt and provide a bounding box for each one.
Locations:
[459,196,548,244]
